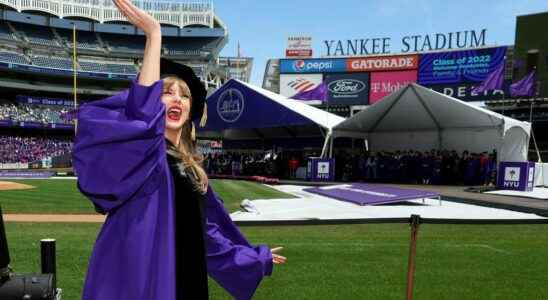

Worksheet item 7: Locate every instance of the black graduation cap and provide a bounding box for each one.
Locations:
[160,58,207,127]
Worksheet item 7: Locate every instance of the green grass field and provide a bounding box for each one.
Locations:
[0,179,294,214]
[2,179,548,299]
[5,222,548,299]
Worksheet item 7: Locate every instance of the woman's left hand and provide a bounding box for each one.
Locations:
[271,247,286,265]
[113,0,160,37]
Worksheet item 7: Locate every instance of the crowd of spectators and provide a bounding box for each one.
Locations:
[335,149,497,186]
[203,149,498,186]
[0,135,73,164]
[204,151,313,179]
[0,102,74,125]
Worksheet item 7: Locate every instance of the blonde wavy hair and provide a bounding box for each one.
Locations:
[163,76,209,194]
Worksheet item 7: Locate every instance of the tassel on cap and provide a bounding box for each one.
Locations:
[199,102,207,127]
[191,121,196,141]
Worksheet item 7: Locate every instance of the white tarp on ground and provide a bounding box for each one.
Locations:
[331,83,531,162]
[486,187,548,200]
[230,185,545,221]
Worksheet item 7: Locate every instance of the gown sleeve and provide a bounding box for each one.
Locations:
[72,76,165,214]
[204,185,273,300]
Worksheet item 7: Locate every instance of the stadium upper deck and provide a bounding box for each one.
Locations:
[0,0,228,89]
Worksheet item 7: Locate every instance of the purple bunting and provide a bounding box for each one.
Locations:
[290,82,327,102]
[510,70,536,98]
[471,63,504,94]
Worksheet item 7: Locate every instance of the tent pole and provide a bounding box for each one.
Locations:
[321,132,331,158]
[329,135,334,158]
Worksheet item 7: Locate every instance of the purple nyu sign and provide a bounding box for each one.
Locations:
[497,161,535,191]
[307,158,335,182]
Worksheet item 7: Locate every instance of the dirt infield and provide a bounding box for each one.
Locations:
[3,214,105,223]
[0,181,36,191]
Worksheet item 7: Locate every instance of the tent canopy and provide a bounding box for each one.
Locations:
[332,83,531,162]
[199,79,345,140]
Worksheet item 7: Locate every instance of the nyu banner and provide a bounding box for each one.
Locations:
[497,161,535,192]
[280,58,347,74]
[418,46,507,85]
[325,73,370,105]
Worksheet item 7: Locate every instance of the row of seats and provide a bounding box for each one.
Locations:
[0,102,73,125]
[17,23,61,48]
[0,22,17,41]
[0,51,29,65]
[0,50,137,74]
[2,21,217,55]
[56,29,103,51]
[79,60,137,74]
[31,55,73,70]
[0,50,205,77]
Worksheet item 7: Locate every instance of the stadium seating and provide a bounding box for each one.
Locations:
[56,29,103,51]
[0,22,17,41]
[31,55,73,70]
[163,37,217,56]
[102,33,145,53]
[79,59,137,74]
[12,23,60,47]
[0,51,28,65]
[0,134,73,164]
[0,102,73,125]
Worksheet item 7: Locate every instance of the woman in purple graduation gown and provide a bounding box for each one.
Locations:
[72,1,286,299]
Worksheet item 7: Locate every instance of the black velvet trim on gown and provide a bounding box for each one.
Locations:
[166,139,209,300]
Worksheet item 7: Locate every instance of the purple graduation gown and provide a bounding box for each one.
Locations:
[73,77,273,300]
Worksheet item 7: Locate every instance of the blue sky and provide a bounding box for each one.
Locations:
[213,0,548,85]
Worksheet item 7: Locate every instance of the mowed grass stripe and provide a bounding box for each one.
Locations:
[0,179,295,214]
[5,223,548,299]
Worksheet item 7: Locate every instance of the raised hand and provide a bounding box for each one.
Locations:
[112,0,161,86]
[271,247,287,265]
[113,0,160,37]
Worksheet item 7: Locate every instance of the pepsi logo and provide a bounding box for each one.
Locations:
[293,60,306,72]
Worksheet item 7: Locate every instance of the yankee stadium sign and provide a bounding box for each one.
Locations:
[324,29,487,56]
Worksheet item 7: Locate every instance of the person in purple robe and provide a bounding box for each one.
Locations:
[72,1,286,299]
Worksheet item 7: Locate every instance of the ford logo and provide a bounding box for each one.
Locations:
[328,79,366,95]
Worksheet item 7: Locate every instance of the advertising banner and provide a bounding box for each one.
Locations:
[280,58,347,74]
[286,49,313,58]
[369,70,417,104]
[347,54,418,72]
[287,36,312,50]
[16,95,74,107]
[325,73,369,105]
[286,36,313,58]
[418,46,507,85]
[426,81,510,101]
[280,74,323,98]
